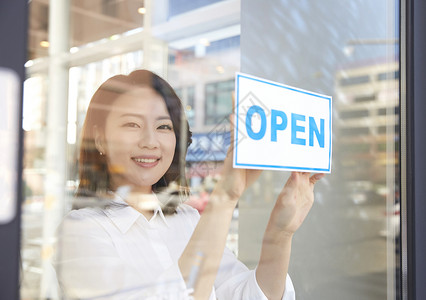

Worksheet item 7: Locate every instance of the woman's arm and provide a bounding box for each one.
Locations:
[178,144,262,299]
[256,172,324,300]
[178,107,321,299]
[178,191,237,299]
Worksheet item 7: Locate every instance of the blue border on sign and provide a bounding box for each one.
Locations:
[234,72,332,172]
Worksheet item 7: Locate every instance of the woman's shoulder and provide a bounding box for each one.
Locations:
[59,207,110,234]
[65,206,106,220]
[176,203,200,215]
[174,203,201,226]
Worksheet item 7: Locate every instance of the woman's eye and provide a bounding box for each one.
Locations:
[123,122,140,128]
[158,124,173,130]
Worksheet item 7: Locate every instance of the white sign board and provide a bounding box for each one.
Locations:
[233,72,332,173]
[0,68,20,224]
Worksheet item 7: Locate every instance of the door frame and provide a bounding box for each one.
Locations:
[0,1,27,299]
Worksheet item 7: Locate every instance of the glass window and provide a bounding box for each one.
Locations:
[175,86,196,127]
[21,0,401,299]
[205,79,234,125]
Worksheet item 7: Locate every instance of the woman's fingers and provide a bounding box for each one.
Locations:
[284,172,325,190]
[309,173,325,185]
[271,172,325,233]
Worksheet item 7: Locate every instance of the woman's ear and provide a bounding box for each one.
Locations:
[93,126,106,155]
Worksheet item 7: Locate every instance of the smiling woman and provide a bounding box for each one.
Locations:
[54,69,322,300]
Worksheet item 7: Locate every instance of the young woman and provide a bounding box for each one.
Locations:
[54,69,324,300]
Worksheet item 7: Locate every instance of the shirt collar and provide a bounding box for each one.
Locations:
[105,193,170,233]
[151,204,169,227]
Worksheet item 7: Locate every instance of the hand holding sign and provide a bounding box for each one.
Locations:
[214,93,262,201]
[269,172,324,234]
[256,171,324,299]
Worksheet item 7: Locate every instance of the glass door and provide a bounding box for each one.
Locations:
[15,0,424,299]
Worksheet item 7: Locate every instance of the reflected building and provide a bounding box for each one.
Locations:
[334,60,399,202]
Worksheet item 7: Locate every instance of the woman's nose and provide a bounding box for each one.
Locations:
[138,127,159,149]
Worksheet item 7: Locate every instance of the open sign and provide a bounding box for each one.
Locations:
[233,72,332,173]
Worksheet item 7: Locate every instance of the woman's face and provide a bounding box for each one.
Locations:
[100,87,176,193]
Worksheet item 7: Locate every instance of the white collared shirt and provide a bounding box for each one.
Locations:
[54,195,295,300]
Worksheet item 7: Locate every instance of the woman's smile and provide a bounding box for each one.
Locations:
[131,156,161,167]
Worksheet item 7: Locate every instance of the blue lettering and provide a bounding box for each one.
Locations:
[246,105,267,140]
[309,117,325,148]
[291,113,306,146]
[245,108,326,148]
[271,109,288,142]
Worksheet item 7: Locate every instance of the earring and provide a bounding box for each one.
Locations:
[99,152,104,156]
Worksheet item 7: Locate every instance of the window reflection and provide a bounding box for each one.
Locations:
[205,79,234,125]
[28,0,145,61]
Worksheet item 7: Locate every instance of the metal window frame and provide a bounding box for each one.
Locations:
[0,0,27,299]
[400,0,426,299]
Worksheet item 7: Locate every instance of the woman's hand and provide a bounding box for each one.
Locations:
[257,172,323,299]
[269,172,324,235]
[213,113,262,201]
